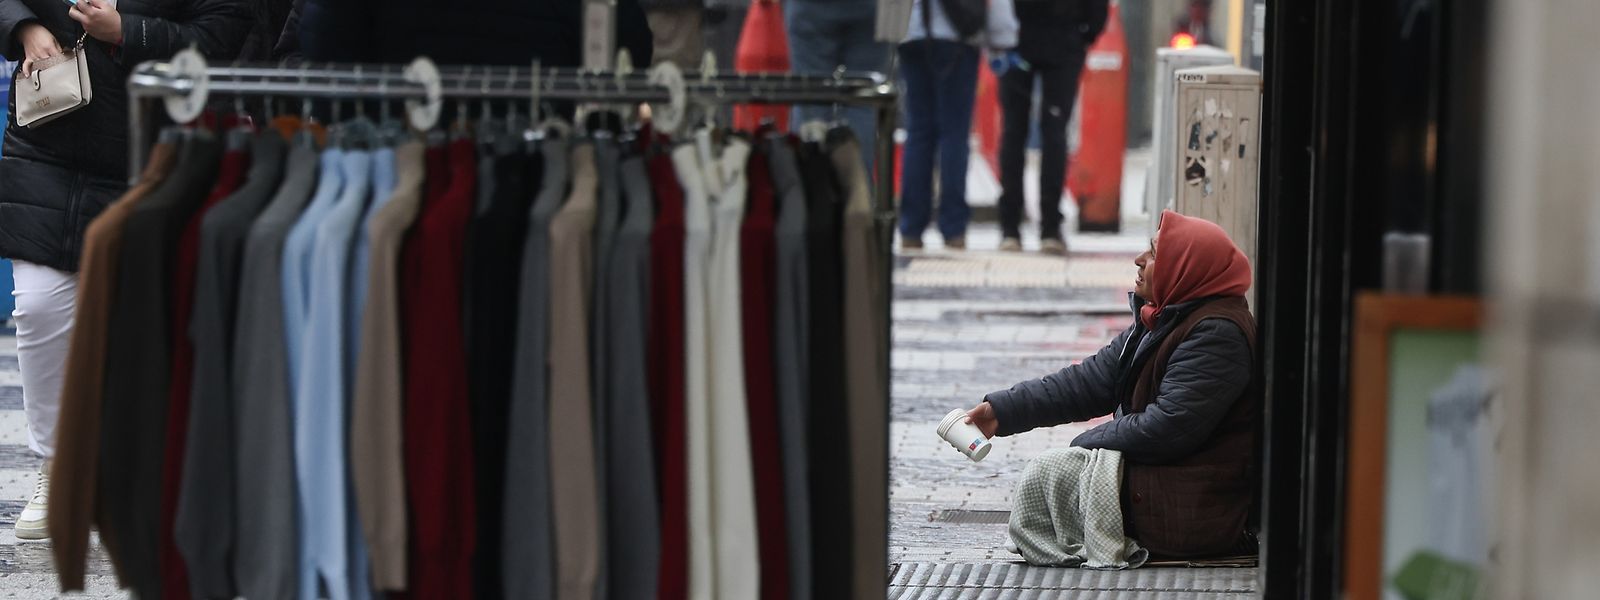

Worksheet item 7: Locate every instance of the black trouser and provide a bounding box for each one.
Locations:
[998,58,1085,240]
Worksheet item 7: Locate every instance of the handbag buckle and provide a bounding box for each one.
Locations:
[31,73,41,92]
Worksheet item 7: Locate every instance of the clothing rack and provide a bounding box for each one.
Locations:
[121,54,902,596]
[124,54,900,215]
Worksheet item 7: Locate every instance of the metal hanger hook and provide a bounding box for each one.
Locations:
[300,63,314,122]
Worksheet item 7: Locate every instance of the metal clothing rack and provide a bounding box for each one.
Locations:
[123,53,900,591]
[124,55,900,220]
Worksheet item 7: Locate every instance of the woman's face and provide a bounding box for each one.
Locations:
[1134,238,1156,299]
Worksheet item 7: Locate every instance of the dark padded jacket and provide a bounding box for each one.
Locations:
[1010,0,1107,66]
[279,0,653,97]
[985,294,1257,557]
[237,0,292,61]
[986,294,1252,459]
[292,0,583,66]
[0,0,251,272]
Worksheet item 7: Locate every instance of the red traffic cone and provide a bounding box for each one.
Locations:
[1068,2,1129,232]
[972,55,1002,177]
[734,0,792,131]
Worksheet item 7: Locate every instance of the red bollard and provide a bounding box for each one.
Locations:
[1068,2,1129,232]
[972,56,1002,177]
[734,0,791,131]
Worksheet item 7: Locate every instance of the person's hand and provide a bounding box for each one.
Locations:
[966,401,999,439]
[15,22,63,79]
[69,0,122,46]
[987,50,1028,77]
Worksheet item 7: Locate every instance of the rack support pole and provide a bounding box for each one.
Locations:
[128,90,149,186]
[872,97,897,594]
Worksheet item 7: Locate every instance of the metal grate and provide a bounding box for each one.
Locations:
[887,562,1259,599]
[929,509,1011,525]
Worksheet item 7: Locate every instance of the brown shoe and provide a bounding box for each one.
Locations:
[901,237,925,251]
[944,237,966,251]
[999,237,1023,252]
[1041,237,1067,256]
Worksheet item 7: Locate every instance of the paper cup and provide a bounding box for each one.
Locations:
[937,408,993,462]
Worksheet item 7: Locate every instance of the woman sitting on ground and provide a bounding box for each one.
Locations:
[966,210,1259,559]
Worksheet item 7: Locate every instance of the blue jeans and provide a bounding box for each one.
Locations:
[897,39,979,240]
[785,0,892,169]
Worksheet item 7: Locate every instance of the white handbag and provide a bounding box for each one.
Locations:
[16,34,92,128]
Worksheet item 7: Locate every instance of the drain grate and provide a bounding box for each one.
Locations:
[930,509,1011,525]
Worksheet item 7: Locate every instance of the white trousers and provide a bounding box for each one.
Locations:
[12,260,77,459]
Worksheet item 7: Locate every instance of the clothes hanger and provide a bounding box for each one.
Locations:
[830,66,850,130]
[695,50,722,142]
[588,49,630,142]
[475,65,499,146]
[377,64,406,147]
[336,64,381,150]
[522,59,543,151]
[450,65,474,142]
[609,50,642,149]
[218,60,254,148]
[496,66,526,154]
[295,64,321,149]
[326,68,347,150]
[536,64,574,141]
[225,88,254,151]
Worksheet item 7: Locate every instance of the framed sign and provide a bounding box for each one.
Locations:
[1346,293,1487,600]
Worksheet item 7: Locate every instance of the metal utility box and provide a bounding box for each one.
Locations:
[1145,45,1234,234]
[1171,64,1263,305]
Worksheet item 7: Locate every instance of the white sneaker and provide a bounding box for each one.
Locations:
[16,462,49,541]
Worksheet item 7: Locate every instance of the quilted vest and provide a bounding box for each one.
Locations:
[1121,296,1260,558]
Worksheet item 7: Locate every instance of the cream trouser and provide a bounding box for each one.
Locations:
[12,260,77,459]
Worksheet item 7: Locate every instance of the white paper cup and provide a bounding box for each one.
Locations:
[937,408,993,462]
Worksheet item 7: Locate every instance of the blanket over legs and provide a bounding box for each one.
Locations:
[1008,447,1149,569]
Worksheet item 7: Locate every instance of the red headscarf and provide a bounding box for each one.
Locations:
[1139,210,1252,329]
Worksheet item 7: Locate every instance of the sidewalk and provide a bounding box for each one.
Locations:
[0,337,122,599]
[887,216,1258,598]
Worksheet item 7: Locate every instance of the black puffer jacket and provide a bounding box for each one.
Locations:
[292,0,584,66]
[984,294,1253,464]
[0,0,251,272]
[1011,0,1107,67]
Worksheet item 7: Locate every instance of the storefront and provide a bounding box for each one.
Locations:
[1254,0,1492,595]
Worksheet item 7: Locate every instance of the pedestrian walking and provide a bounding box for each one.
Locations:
[996,0,1106,254]
[0,0,252,541]
[786,0,894,166]
[897,0,1017,250]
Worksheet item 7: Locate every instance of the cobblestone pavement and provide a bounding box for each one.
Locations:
[888,221,1258,597]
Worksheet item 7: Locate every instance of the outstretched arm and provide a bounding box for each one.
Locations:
[977,326,1134,437]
